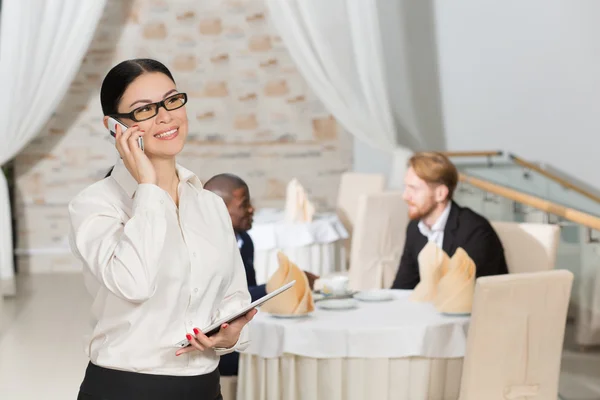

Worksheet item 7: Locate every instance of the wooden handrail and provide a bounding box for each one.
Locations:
[459,173,600,231]
[441,150,503,158]
[509,153,600,204]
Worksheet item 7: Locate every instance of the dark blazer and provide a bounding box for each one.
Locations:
[392,201,508,289]
[219,231,265,377]
[238,231,267,302]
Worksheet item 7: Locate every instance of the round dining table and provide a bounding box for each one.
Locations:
[237,290,470,400]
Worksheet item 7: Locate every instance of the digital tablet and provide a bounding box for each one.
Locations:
[174,280,296,348]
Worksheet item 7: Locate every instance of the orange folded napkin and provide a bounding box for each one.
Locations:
[434,247,476,314]
[410,241,450,302]
[261,252,315,315]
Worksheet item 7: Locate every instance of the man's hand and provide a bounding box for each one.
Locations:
[304,271,319,290]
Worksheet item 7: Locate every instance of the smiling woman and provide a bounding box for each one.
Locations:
[68,59,255,400]
[101,59,188,177]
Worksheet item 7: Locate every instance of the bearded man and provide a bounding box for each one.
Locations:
[391,152,508,289]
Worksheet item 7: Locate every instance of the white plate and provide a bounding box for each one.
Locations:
[353,290,395,302]
[317,298,359,310]
[268,312,314,319]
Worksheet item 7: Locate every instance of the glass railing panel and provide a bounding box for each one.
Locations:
[543,177,600,216]
[558,222,583,318]
[455,179,583,315]
[455,161,600,217]
[573,227,600,346]
[454,180,518,223]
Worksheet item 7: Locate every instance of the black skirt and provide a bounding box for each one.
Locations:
[77,362,222,400]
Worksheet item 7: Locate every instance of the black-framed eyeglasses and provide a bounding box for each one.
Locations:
[111,92,188,122]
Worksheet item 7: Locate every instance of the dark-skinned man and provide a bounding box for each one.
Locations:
[204,173,318,376]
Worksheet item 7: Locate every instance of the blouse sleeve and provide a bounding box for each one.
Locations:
[68,184,168,303]
[211,201,252,356]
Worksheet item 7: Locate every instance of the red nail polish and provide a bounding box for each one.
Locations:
[186,334,192,340]
[133,125,138,127]
[193,328,199,335]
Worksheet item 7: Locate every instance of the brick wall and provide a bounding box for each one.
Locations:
[13,0,352,273]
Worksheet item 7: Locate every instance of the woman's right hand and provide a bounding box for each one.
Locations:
[114,124,156,185]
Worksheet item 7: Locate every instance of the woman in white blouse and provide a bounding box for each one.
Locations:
[69,59,255,400]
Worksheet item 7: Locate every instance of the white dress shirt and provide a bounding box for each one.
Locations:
[417,202,452,249]
[68,160,251,376]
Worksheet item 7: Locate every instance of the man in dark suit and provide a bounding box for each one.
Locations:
[204,173,318,376]
[205,173,266,302]
[392,152,508,289]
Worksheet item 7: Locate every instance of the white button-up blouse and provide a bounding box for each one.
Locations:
[68,160,251,376]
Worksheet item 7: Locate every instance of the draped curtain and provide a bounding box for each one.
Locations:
[0,0,107,296]
[265,0,425,188]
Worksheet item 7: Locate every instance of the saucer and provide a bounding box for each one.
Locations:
[314,290,356,300]
[317,298,359,310]
[353,290,395,302]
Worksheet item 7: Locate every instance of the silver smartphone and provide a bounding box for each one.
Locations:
[107,116,144,151]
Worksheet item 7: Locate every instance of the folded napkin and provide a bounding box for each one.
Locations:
[434,247,476,314]
[410,241,450,302]
[284,178,315,223]
[261,251,315,315]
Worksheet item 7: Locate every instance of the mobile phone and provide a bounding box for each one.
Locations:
[107,117,144,151]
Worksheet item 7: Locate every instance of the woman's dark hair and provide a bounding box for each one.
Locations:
[101,59,175,177]
[101,58,175,116]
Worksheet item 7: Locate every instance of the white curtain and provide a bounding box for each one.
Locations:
[266,0,423,187]
[0,0,106,296]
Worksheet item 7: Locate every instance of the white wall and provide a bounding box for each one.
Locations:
[435,0,600,190]
[353,140,393,177]
[356,0,600,192]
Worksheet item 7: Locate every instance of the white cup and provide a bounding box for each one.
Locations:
[321,276,350,295]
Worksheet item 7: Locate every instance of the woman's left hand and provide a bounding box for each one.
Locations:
[175,308,258,356]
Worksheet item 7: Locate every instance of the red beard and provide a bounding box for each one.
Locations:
[407,201,436,221]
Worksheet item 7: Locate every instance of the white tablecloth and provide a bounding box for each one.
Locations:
[237,290,470,400]
[248,210,348,284]
[238,354,464,400]
[244,290,469,358]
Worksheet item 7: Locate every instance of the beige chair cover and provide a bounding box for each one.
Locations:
[459,270,573,400]
[347,192,407,290]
